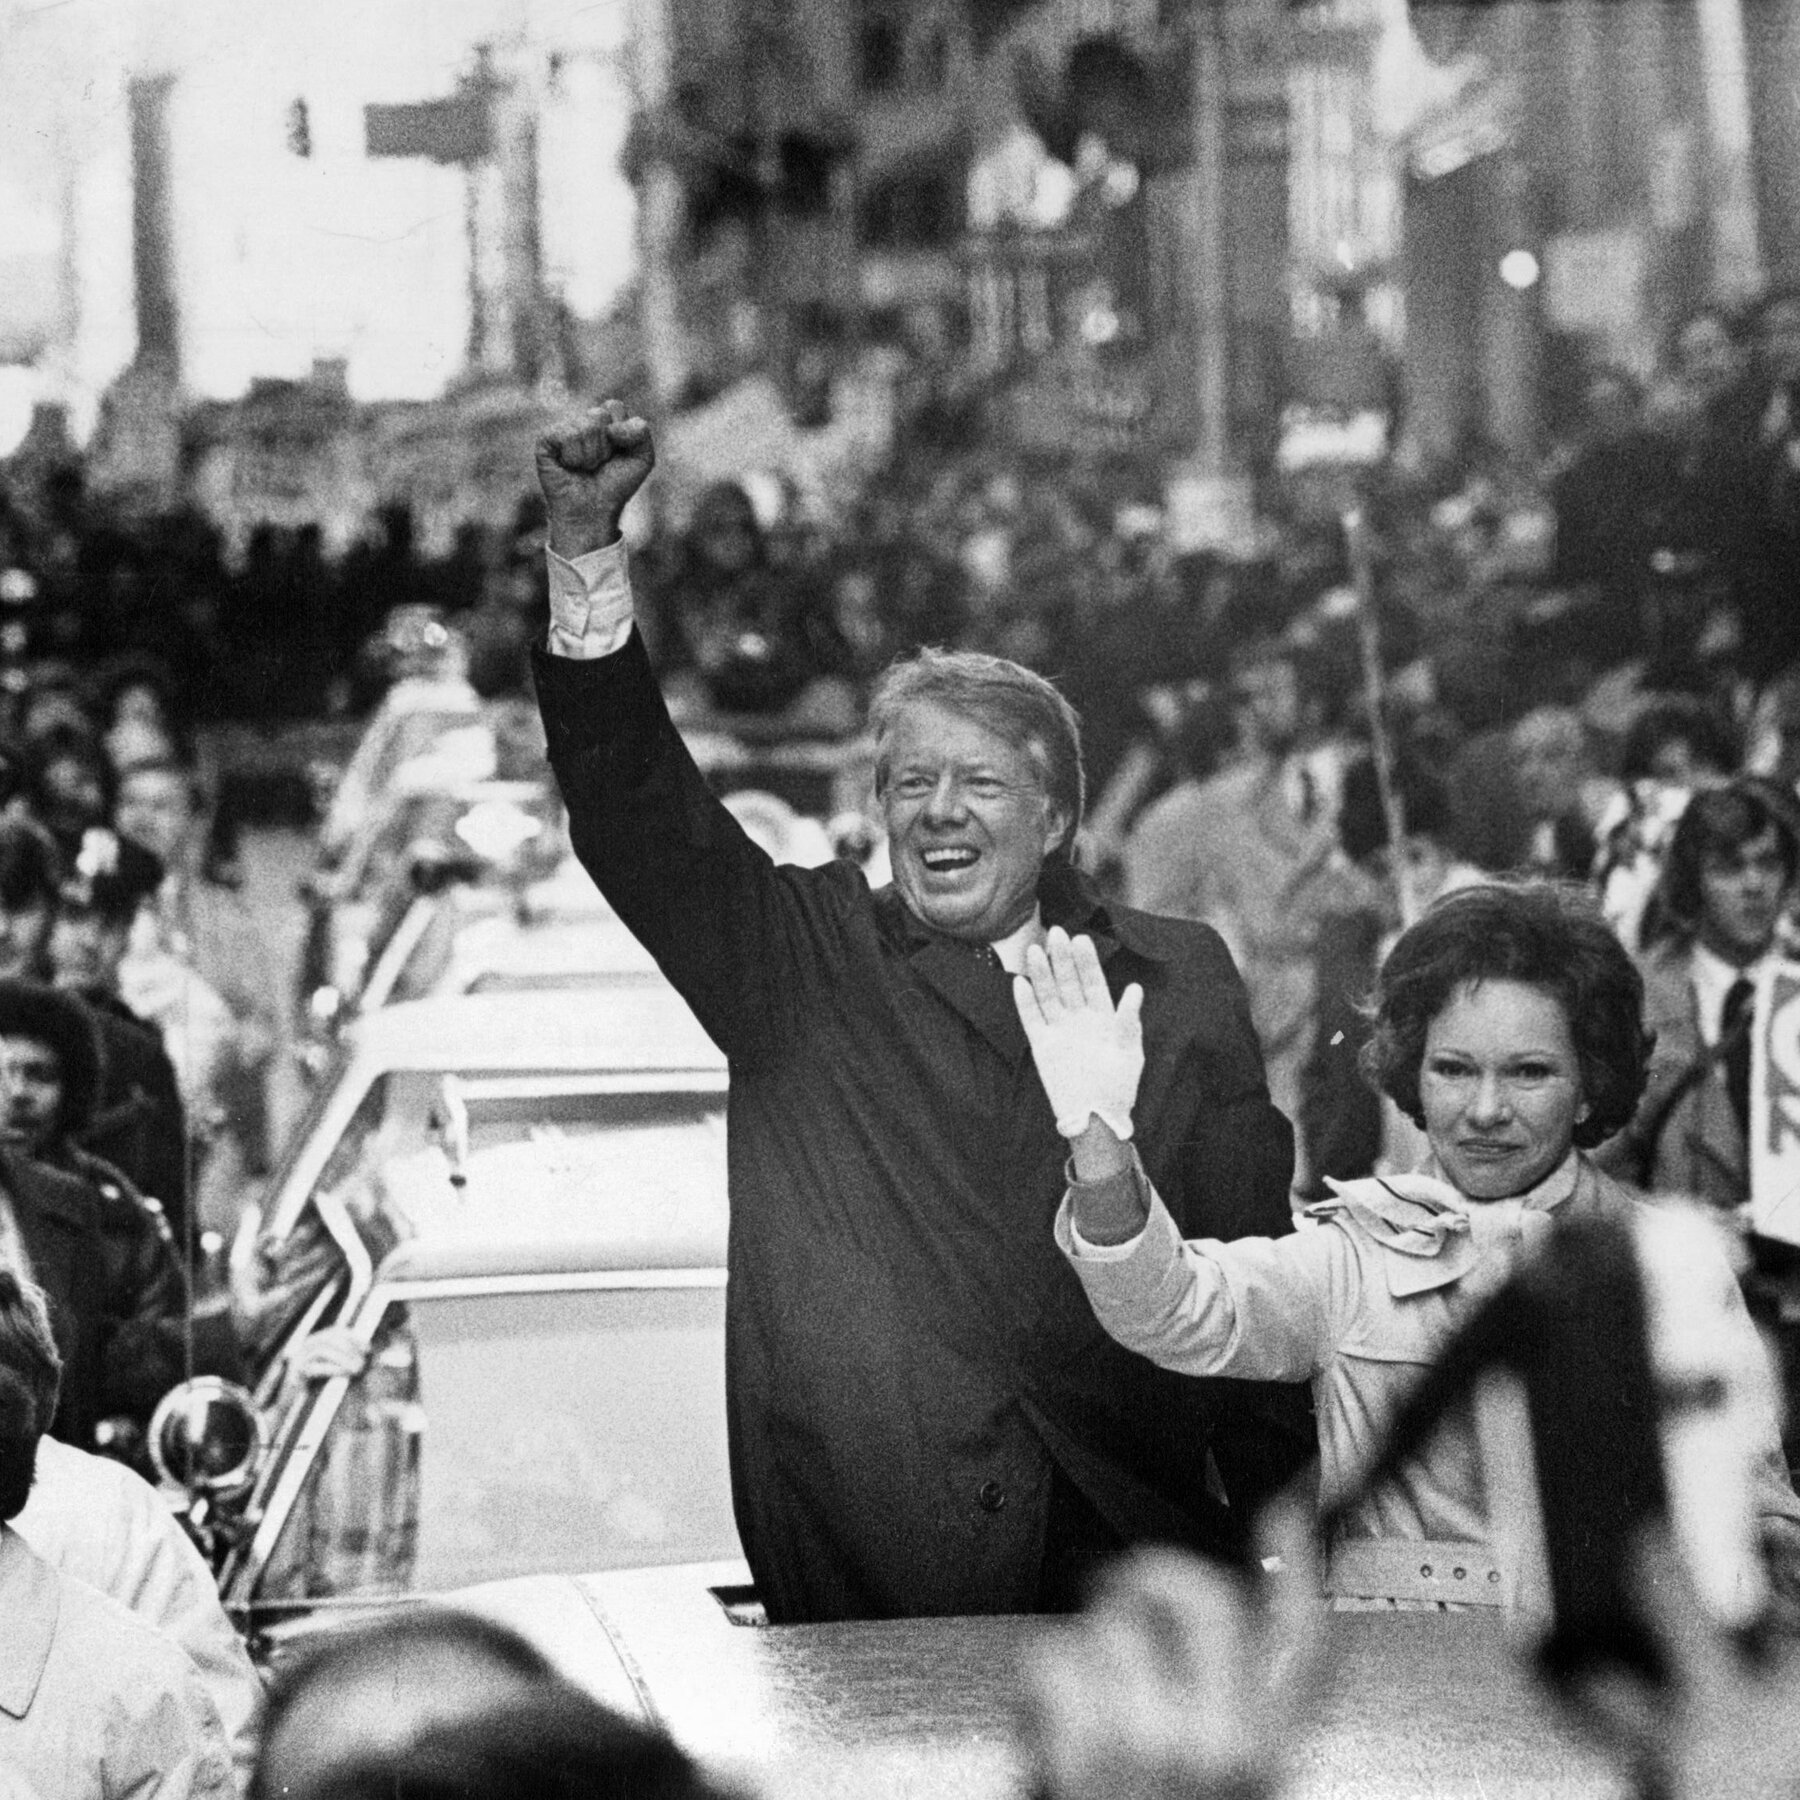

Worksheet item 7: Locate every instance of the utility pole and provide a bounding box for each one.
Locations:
[1191,1,1230,477]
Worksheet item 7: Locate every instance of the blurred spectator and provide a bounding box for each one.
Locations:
[318,605,485,865]
[247,1610,736,1800]
[1747,665,1800,796]
[1122,636,1383,1190]
[91,655,191,777]
[1549,364,1680,626]
[643,479,855,733]
[263,1685,733,1800]
[1595,695,1740,951]
[21,723,114,867]
[1732,290,1800,682]
[0,977,185,1444]
[1506,706,1611,879]
[0,1270,234,1798]
[1600,779,1799,1210]
[3,820,194,1237]
[116,757,279,1214]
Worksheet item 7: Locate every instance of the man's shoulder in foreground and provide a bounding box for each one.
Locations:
[0,1527,236,1800]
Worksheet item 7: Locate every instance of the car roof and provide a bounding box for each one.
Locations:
[367,1124,729,1284]
[347,982,724,1075]
[443,912,661,986]
[436,1565,1619,1799]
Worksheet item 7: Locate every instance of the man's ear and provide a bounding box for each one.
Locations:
[1043,803,1074,858]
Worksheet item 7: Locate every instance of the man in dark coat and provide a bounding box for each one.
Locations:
[0,977,186,1440]
[0,817,190,1242]
[531,402,1312,1624]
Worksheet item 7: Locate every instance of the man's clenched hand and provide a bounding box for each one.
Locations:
[535,398,656,559]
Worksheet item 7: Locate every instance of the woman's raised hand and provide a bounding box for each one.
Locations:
[1013,925,1144,1142]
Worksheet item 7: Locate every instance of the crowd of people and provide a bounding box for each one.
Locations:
[8,291,1800,1793]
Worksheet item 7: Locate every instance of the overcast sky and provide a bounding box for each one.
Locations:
[0,0,638,444]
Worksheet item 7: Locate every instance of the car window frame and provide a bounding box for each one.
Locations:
[224,1262,731,1626]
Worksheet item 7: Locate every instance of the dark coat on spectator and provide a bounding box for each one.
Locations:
[534,631,1312,1625]
[6,1144,182,1446]
[76,992,191,1246]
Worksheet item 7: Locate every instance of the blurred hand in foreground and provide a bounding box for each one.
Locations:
[535,398,656,560]
[1018,1496,1326,1800]
[1562,1528,1800,1800]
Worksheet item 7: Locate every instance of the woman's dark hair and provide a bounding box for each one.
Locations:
[0,814,62,912]
[1646,777,1800,948]
[1619,696,1740,783]
[90,653,184,735]
[0,978,102,1139]
[1362,881,1653,1149]
[21,722,117,840]
[0,1271,62,1521]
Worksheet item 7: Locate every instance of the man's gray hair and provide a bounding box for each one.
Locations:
[868,648,1085,856]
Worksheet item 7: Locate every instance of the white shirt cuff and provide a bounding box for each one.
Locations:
[545,538,635,659]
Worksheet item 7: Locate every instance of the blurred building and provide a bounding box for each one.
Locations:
[624,0,1297,493]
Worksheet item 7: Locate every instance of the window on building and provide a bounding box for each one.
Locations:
[860,13,904,92]
[858,173,961,250]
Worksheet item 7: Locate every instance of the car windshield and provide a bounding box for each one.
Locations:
[246,1081,727,1368]
[253,1279,736,1601]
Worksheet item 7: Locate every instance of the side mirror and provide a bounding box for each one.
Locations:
[149,1376,268,1500]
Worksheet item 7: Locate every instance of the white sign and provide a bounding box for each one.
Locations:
[1542,230,1646,337]
[1749,960,1800,1244]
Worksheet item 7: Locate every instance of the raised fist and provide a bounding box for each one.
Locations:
[535,398,656,559]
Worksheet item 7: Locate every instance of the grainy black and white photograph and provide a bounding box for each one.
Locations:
[4,0,1800,1795]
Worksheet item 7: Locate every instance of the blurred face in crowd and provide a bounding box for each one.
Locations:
[115,766,196,868]
[1675,311,1741,400]
[0,898,51,982]
[1421,980,1585,1200]
[880,701,1066,942]
[1510,712,1588,823]
[0,1034,61,1156]
[49,904,131,993]
[1697,826,1790,966]
[691,492,759,577]
[1234,657,1304,758]
[39,752,107,843]
[1760,296,1800,386]
[1647,734,1727,789]
[1583,372,1640,441]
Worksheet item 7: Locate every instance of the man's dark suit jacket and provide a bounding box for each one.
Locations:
[535,632,1311,1624]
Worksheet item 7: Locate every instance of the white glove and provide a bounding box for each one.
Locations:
[1013,926,1144,1141]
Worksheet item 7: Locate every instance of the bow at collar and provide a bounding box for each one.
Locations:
[1308,1170,1557,1297]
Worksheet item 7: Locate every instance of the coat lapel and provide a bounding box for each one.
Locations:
[909,938,1028,1063]
[0,1529,60,1719]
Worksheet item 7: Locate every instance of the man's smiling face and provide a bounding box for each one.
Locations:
[879,700,1067,943]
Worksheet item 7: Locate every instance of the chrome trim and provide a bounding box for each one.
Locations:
[357,895,439,1014]
[371,1268,727,1305]
[452,1072,729,1100]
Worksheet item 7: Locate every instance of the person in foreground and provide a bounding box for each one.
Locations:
[251,1609,736,1800]
[1020,1516,1800,1800]
[1021,882,1800,1603]
[530,401,1310,1621]
[0,1269,234,1798]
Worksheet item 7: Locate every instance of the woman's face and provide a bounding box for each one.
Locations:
[1419,979,1586,1200]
